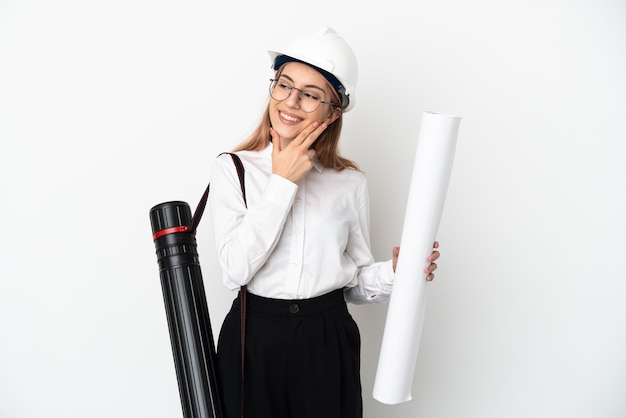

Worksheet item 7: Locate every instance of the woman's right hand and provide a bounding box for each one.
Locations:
[270,121,328,183]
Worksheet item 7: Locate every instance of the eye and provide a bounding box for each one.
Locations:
[277,82,292,91]
[302,91,321,101]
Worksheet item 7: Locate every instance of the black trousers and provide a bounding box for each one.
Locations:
[217,289,363,418]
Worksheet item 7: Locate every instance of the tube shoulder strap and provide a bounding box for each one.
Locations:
[190,152,246,233]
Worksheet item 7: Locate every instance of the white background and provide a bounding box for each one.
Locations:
[1,1,625,417]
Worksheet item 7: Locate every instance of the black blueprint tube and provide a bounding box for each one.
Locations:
[150,201,223,418]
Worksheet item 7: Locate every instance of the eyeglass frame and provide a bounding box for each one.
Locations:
[268,78,341,112]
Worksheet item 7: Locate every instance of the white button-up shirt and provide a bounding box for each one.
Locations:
[208,143,394,303]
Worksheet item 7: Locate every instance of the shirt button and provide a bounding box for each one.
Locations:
[289,303,300,314]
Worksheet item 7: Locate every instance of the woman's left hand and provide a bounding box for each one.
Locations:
[392,241,440,281]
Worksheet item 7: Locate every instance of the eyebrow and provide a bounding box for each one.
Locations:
[278,74,326,92]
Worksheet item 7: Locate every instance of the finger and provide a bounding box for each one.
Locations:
[269,128,281,152]
[428,251,440,262]
[294,120,327,149]
[429,262,438,273]
[270,128,282,163]
[303,121,328,149]
[426,273,435,281]
[425,262,437,276]
[391,246,399,273]
[433,241,439,249]
[288,121,319,147]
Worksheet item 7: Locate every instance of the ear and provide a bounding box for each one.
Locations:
[326,107,341,125]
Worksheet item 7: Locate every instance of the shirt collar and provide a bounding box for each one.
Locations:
[312,156,324,173]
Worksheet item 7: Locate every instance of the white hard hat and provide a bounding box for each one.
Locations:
[268,26,359,112]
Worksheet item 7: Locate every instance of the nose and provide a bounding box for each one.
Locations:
[283,87,302,109]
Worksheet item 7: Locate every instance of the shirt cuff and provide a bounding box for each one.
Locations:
[264,173,299,206]
[381,259,395,285]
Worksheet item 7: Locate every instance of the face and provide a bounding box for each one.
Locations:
[269,62,340,144]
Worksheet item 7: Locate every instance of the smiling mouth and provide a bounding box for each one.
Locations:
[279,111,302,123]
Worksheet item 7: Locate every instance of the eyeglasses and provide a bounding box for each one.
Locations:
[269,78,340,113]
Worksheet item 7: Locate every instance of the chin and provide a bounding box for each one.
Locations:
[273,127,299,142]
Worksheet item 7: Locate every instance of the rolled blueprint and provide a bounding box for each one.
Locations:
[373,111,462,404]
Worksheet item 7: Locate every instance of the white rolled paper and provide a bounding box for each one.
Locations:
[373,111,462,405]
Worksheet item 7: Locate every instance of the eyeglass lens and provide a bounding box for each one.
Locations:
[269,79,325,112]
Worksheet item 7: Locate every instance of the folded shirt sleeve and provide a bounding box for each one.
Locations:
[208,154,297,289]
[344,259,395,304]
[343,174,396,304]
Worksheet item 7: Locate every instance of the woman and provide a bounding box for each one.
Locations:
[208,26,440,418]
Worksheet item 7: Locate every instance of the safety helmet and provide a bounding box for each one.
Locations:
[268,26,359,112]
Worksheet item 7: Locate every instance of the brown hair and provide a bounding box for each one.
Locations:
[232,65,359,171]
